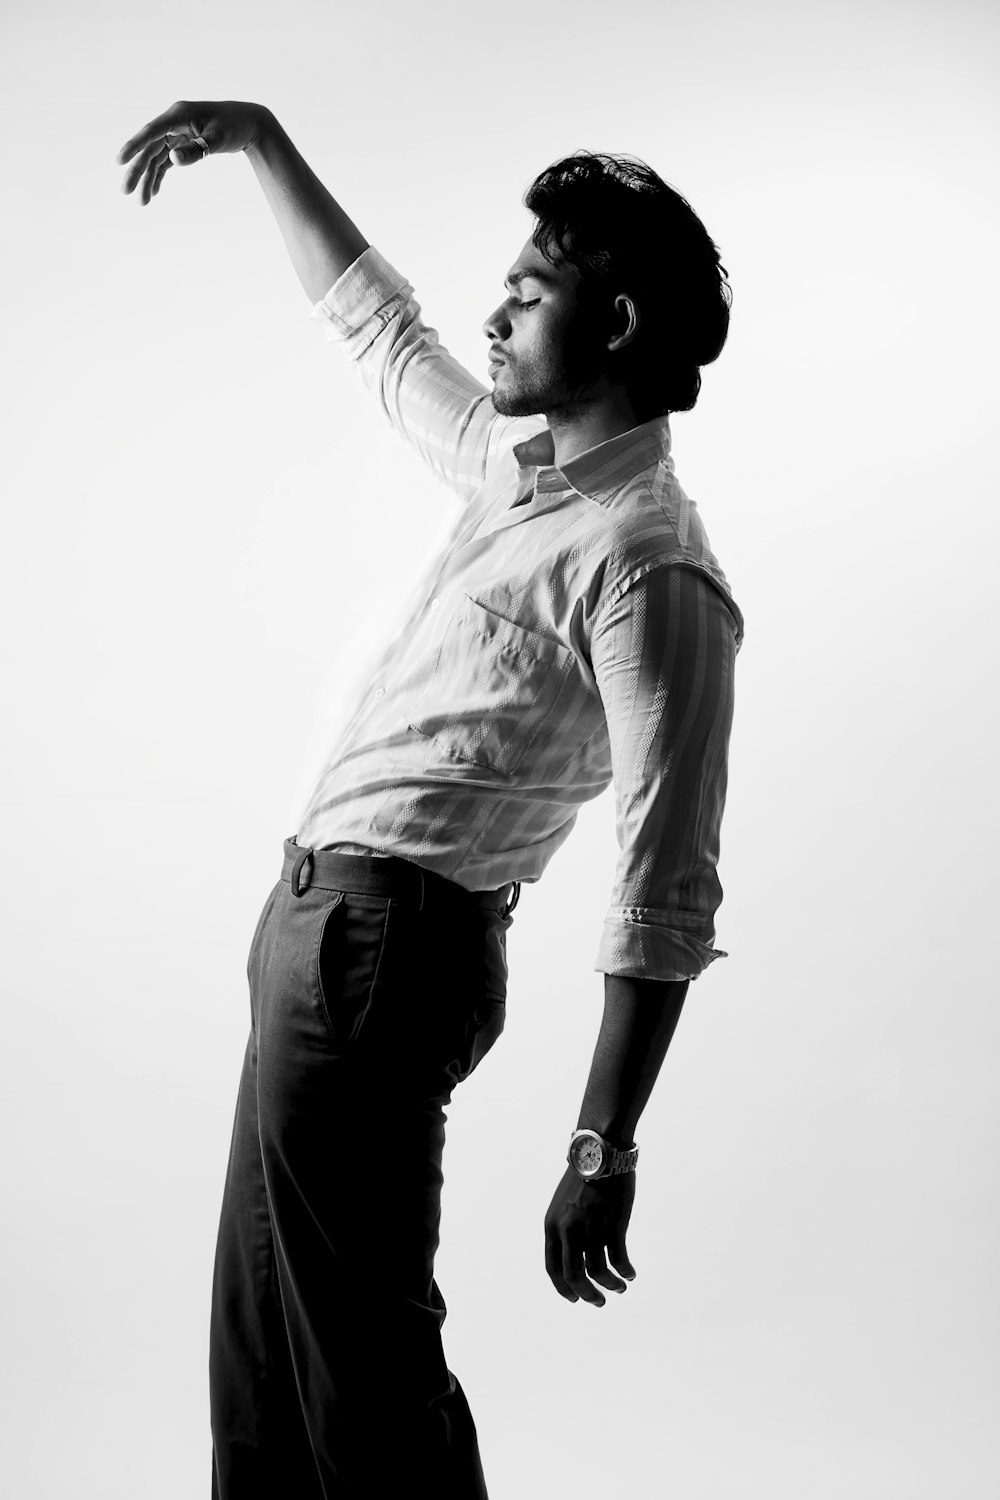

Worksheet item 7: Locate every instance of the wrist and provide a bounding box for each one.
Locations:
[575,1118,636,1149]
[244,105,280,159]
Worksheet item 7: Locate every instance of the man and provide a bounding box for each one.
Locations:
[116,99,745,1500]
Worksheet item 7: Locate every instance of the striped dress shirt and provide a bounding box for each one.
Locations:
[295,246,744,983]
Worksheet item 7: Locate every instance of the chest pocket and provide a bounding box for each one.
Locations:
[406,593,576,778]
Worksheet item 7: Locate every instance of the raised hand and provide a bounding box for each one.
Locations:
[115,99,270,205]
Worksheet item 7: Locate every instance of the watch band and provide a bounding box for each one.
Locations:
[602,1142,640,1174]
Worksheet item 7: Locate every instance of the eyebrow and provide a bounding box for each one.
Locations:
[504,267,558,290]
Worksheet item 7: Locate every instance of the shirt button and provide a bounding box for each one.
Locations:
[430,598,440,610]
[374,687,385,697]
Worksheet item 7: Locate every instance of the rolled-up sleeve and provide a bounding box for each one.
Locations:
[591,560,739,983]
[309,245,508,504]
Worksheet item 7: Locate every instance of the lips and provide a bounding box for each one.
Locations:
[488,351,506,370]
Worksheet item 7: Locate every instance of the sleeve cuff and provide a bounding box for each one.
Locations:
[595,910,729,983]
[308,244,414,360]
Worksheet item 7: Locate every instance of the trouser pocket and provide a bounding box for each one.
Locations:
[314,891,393,1052]
[462,997,506,1081]
[440,907,511,1084]
[246,879,282,984]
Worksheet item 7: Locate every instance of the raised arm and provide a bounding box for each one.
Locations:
[116,100,369,302]
[243,111,370,303]
[117,100,519,503]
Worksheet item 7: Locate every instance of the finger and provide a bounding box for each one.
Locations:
[121,137,168,196]
[545,1226,580,1303]
[116,103,188,165]
[140,145,169,206]
[585,1243,628,1295]
[153,134,194,196]
[167,135,208,167]
[563,1236,605,1308]
[150,151,172,199]
[608,1229,637,1284]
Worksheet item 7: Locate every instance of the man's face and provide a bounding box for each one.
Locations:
[482,231,611,421]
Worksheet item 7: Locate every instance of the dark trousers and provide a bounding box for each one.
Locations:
[209,837,520,1498]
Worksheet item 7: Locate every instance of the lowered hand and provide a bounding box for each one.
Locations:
[544,1164,636,1308]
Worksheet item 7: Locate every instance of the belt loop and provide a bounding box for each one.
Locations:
[504,880,521,917]
[290,845,314,898]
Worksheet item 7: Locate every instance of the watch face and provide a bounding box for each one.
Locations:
[571,1135,604,1177]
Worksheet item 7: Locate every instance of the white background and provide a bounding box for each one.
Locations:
[2,0,998,1495]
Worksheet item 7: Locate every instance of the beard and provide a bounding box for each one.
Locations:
[490,330,609,422]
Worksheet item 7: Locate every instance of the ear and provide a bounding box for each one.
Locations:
[607,293,641,354]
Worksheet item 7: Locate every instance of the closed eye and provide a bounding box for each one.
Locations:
[516,299,540,310]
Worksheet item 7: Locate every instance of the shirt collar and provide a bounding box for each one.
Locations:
[511,412,673,503]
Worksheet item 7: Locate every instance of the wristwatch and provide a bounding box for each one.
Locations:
[567,1128,639,1180]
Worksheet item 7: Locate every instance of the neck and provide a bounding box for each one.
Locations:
[544,388,646,468]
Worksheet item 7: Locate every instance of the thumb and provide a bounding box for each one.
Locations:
[168,138,208,167]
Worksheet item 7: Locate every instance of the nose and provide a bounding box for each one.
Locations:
[482,300,511,346]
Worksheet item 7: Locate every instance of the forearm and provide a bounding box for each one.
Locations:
[576,974,689,1143]
[245,110,370,304]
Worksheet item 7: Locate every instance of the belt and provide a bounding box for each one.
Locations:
[282,836,521,919]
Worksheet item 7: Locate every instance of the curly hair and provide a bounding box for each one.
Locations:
[523,150,731,416]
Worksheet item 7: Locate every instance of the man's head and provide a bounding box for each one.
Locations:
[483,151,731,426]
